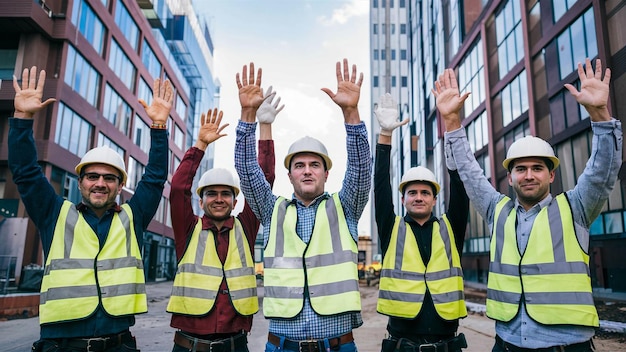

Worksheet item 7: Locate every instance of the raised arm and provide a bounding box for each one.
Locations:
[257,85,283,186]
[130,78,173,230]
[564,59,622,230]
[234,64,277,227]
[434,68,501,221]
[374,94,409,248]
[9,67,60,247]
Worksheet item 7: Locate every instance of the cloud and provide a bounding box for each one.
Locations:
[317,0,369,25]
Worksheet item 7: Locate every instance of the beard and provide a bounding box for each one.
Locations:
[82,187,116,210]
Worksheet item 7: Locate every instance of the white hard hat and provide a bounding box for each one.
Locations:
[502,135,560,171]
[398,166,440,195]
[196,168,240,197]
[283,136,333,170]
[75,146,127,183]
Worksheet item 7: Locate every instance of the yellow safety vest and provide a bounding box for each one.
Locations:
[378,215,467,320]
[166,218,258,316]
[263,194,361,318]
[487,194,598,326]
[40,201,146,325]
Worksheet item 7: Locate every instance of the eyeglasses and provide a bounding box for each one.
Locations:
[82,172,121,183]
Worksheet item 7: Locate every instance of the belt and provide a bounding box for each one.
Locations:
[174,331,247,352]
[495,335,593,352]
[58,331,132,352]
[268,331,354,352]
[385,333,468,352]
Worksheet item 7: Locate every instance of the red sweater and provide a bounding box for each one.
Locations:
[169,140,274,335]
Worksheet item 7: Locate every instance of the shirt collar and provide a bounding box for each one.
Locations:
[515,193,553,213]
[76,202,122,213]
[202,215,235,231]
[404,213,437,227]
[291,192,330,207]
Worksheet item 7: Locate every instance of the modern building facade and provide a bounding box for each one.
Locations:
[369,0,412,258]
[0,0,219,297]
[370,0,626,292]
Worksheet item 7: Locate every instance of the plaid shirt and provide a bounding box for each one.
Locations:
[235,120,371,340]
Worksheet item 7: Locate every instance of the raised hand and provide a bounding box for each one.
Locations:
[375,93,409,136]
[257,86,284,124]
[321,58,363,124]
[139,78,173,124]
[431,68,470,131]
[12,66,56,119]
[195,108,228,150]
[564,58,611,122]
[236,63,264,124]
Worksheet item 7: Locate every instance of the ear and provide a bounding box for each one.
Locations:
[508,172,513,186]
[117,182,125,195]
[233,198,238,207]
[549,169,556,183]
[324,170,329,181]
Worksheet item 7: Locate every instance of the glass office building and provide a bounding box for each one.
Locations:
[371,0,626,292]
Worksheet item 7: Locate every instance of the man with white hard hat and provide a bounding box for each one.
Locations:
[8,67,172,351]
[373,94,469,351]
[434,58,622,351]
[167,86,281,352]
[234,60,371,352]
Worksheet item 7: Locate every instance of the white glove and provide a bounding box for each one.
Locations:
[257,86,285,124]
[374,93,409,136]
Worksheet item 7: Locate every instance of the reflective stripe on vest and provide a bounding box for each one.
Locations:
[167,218,258,316]
[263,194,360,318]
[487,194,598,326]
[377,215,466,320]
[40,201,146,325]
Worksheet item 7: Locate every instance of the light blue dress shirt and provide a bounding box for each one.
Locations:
[444,119,622,348]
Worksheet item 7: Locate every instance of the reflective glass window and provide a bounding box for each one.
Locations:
[134,114,151,155]
[103,84,131,134]
[141,39,162,80]
[108,39,136,91]
[495,0,524,79]
[55,103,93,157]
[114,0,139,50]
[71,0,105,55]
[557,8,597,79]
[65,46,101,108]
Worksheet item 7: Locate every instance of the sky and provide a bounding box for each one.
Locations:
[193,0,373,235]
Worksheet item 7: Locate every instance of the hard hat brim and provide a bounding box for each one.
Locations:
[284,152,333,171]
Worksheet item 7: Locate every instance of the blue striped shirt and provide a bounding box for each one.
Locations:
[234,120,371,340]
